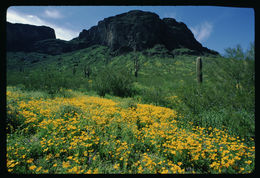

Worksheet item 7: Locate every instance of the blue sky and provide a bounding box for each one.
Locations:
[6,6,254,55]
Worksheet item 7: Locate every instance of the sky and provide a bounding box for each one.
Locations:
[6,6,254,55]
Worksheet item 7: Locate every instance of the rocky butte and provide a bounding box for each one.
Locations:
[6,22,56,52]
[6,10,218,55]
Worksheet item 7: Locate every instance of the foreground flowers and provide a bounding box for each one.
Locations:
[6,87,255,174]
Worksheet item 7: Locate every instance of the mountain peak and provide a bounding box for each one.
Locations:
[6,10,218,55]
[76,10,217,54]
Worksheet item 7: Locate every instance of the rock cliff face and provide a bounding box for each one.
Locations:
[6,22,56,52]
[76,10,165,51]
[74,10,217,54]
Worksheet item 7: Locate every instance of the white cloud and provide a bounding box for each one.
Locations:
[7,9,45,25]
[44,9,63,19]
[190,22,213,42]
[6,9,78,41]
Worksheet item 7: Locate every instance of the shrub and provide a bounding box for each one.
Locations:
[93,69,110,97]
[140,86,169,107]
[94,67,135,97]
[223,42,254,60]
[22,69,67,95]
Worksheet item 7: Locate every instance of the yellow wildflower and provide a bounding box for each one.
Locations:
[114,163,120,170]
[62,161,70,168]
[245,160,252,164]
[26,158,34,164]
[36,166,42,172]
[29,165,37,170]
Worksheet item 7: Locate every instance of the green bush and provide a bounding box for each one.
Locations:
[93,69,110,97]
[13,68,90,96]
[140,86,169,107]
[20,69,67,95]
[223,42,254,60]
[94,67,135,97]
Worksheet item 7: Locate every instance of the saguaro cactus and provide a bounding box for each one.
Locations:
[196,57,203,83]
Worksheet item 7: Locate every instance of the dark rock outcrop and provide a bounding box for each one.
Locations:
[75,10,165,51]
[162,18,203,52]
[73,10,218,55]
[6,22,56,52]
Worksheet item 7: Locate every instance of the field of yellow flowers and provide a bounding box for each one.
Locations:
[6,86,255,174]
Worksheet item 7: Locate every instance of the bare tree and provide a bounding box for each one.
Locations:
[133,44,140,78]
[84,65,91,78]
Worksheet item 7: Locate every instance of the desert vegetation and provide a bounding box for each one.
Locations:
[6,42,255,174]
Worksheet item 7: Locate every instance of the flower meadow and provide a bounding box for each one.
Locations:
[6,87,255,174]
